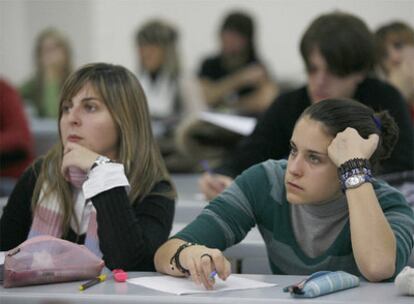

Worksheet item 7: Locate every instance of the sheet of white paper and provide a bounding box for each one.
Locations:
[127,275,277,295]
[199,112,257,136]
[0,251,4,264]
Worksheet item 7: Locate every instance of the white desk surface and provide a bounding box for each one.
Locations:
[1,273,411,304]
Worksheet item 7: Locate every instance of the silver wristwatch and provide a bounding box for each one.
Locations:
[344,174,369,190]
[91,155,112,170]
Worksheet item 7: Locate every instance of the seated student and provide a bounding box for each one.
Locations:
[136,19,183,125]
[135,19,203,172]
[0,63,175,271]
[0,79,34,196]
[199,11,414,200]
[20,28,73,118]
[375,21,414,122]
[155,98,414,288]
[197,10,277,116]
[176,10,278,170]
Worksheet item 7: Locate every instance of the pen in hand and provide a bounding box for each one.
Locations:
[209,271,217,281]
[79,274,107,291]
[200,160,213,174]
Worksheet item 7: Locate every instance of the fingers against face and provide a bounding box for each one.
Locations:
[61,142,99,177]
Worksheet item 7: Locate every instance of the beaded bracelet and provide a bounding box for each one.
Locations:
[170,242,197,275]
[338,158,371,176]
[338,158,373,191]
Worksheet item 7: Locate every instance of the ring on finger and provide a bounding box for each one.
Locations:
[200,253,213,262]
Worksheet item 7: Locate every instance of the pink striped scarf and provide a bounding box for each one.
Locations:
[28,168,102,258]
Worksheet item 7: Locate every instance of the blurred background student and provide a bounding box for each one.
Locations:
[136,19,183,129]
[0,78,34,196]
[20,27,73,118]
[197,10,278,117]
[176,10,278,170]
[135,19,203,172]
[375,21,414,123]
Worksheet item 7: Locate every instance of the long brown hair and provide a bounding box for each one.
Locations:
[31,63,175,235]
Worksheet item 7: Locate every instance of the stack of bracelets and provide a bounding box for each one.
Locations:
[338,158,373,192]
[169,242,198,275]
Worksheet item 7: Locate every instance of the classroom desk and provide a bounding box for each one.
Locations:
[0,273,411,304]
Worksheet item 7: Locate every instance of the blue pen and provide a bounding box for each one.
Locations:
[209,271,217,280]
[200,160,212,174]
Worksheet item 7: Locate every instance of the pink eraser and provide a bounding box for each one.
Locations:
[112,269,128,282]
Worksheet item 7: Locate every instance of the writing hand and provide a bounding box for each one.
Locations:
[198,173,233,200]
[180,245,231,290]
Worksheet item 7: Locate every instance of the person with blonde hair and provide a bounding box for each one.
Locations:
[20,27,73,117]
[135,19,203,172]
[1,63,176,271]
[136,19,181,120]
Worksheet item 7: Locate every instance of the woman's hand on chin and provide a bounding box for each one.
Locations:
[61,142,99,182]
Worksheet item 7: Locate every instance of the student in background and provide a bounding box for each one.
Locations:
[136,19,203,172]
[0,79,34,196]
[175,10,278,171]
[155,98,414,288]
[20,28,73,118]
[199,11,414,200]
[136,19,183,125]
[375,21,414,122]
[1,63,175,271]
[198,10,278,116]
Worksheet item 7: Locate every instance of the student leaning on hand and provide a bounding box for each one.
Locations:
[1,63,175,271]
[155,98,414,289]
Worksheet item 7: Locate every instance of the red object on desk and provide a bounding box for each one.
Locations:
[112,269,128,282]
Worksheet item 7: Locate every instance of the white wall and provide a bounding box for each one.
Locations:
[1,0,413,86]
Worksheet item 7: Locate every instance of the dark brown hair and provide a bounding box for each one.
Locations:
[300,11,375,76]
[301,98,399,172]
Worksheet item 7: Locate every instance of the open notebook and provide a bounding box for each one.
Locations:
[199,112,257,136]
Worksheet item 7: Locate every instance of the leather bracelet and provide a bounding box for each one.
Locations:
[170,242,197,275]
[338,158,371,176]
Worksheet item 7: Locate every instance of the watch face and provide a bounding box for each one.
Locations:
[95,156,111,166]
[345,175,365,188]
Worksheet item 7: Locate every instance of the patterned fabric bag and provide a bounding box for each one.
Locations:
[283,271,360,298]
[3,235,104,288]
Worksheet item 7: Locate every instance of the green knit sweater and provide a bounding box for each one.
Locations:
[175,160,414,279]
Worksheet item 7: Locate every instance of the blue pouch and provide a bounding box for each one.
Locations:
[283,271,360,298]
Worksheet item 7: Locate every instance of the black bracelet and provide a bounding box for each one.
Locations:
[170,242,197,275]
[338,158,371,176]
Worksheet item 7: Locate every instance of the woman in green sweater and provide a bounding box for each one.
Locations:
[20,28,73,118]
[155,98,414,288]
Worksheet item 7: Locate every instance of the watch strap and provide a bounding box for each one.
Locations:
[90,155,112,171]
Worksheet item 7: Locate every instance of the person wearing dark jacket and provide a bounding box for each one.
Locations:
[199,11,414,200]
